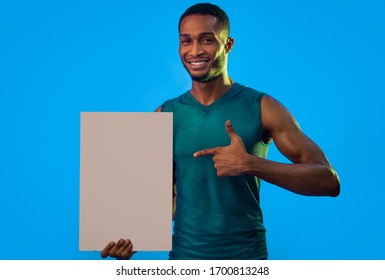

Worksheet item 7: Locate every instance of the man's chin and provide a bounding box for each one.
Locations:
[190,74,218,83]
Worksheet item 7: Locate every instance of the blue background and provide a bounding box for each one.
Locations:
[1,0,384,260]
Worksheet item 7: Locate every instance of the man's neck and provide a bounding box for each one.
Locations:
[190,74,234,106]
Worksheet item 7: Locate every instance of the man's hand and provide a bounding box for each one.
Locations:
[101,239,136,260]
[193,120,250,176]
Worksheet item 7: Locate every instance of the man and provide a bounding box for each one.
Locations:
[101,3,340,260]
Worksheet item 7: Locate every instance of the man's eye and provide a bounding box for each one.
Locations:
[180,40,191,45]
[202,38,213,44]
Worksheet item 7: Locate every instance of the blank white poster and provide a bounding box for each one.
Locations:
[79,112,173,251]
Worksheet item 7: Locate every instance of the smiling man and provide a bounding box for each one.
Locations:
[179,11,230,84]
[102,3,340,260]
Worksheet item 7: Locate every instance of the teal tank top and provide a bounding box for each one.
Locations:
[161,83,269,260]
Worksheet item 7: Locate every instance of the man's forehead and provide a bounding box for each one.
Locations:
[179,14,221,35]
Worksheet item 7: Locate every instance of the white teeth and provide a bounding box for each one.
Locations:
[190,61,206,65]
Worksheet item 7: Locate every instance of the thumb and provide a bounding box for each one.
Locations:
[225,120,238,143]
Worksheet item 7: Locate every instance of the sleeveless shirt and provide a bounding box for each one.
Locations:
[161,82,269,259]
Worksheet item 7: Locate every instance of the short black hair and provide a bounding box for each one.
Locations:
[179,3,230,36]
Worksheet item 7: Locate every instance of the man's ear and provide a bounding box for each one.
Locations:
[225,36,234,53]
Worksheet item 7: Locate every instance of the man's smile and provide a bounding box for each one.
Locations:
[190,61,207,65]
[186,58,210,70]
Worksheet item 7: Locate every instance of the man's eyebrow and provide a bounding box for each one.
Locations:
[179,32,216,37]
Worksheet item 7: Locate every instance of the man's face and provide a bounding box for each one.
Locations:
[179,14,230,83]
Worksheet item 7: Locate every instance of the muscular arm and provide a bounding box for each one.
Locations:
[244,95,340,196]
[194,95,340,197]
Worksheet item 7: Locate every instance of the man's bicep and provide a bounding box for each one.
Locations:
[261,95,329,164]
[275,129,329,164]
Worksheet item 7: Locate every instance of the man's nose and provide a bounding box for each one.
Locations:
[190,41,203,56]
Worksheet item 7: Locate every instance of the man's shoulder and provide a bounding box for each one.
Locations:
[160,91,189,112]
[234,82,267,102]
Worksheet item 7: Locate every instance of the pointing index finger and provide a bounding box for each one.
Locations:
[193,147,218,158]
